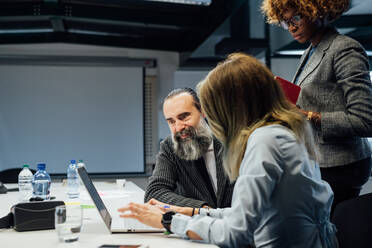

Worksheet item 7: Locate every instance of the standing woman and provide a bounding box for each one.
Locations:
[261,0,372,211]
[119,53,338,248]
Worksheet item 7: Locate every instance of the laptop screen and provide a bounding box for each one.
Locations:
[77,166,112,229]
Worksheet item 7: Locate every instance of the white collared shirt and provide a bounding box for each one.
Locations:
[203,140,217,194]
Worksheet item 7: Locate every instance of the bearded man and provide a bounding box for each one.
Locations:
[144,88,235,208]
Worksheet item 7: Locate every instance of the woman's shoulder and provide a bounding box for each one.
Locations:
[240,125,300,176]
[248,124,297,152]
[251,124,295,140]
[331,33,365,50]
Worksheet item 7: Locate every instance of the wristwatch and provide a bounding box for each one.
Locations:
[161,211,176,233]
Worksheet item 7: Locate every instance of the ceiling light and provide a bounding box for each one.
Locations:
[146,0,211,5]
[0,28,53,34]
[277,50,372,57]
[68,29,141,37]
[276,50,305,56]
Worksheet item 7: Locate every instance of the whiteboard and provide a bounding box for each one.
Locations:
[0,65,144,174]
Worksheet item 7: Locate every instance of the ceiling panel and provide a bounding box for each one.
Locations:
[0,0,246,53]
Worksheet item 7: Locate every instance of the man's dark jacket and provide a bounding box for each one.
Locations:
[144,136,235,208]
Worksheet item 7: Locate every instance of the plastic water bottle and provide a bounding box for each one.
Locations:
[67,160,80,198]
[32,163,51,200]
[18,164,33,202]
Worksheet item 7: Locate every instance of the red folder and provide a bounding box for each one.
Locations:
[274,76,301,104]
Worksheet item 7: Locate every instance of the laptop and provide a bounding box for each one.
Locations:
[77,165,164,233]
[275,76,301,104]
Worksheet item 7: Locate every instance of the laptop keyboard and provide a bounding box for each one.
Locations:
[122,217,151,229]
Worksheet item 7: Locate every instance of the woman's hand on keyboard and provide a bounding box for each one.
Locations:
[118,202,164,229]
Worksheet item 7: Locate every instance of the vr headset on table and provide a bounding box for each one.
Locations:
[0,201,64,231]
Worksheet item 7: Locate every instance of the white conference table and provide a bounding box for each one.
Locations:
[0,181,217,248]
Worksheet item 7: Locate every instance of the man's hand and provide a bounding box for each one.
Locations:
[118,202,164,229]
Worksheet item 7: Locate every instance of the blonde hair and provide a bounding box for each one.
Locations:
[261,0,350,24]
[197,53,316,181]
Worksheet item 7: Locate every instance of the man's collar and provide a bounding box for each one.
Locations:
[207,140,214,152]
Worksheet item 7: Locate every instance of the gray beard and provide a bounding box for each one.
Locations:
[172,119,213,161]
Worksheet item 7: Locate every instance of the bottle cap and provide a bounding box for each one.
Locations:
[70,160,76,164]
[78,160,84,163]
[22,164,29,168]
[37,163,46,170]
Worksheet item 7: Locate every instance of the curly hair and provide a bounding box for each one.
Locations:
[261,0,350,24]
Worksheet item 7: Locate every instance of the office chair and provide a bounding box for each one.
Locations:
[331,193,372,248]
[0,168,36,183]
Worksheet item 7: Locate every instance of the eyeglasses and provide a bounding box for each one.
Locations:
[280,15,302,30]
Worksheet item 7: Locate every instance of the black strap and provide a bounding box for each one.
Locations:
[0,212,14,229]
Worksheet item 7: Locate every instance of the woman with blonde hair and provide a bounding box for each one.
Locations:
[119,53,337,248]
[261,0,372,212]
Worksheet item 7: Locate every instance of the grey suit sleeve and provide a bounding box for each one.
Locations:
[144,141,208,207]
[321,41,372,138]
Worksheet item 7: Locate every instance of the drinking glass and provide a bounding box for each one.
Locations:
[55,204,83,243]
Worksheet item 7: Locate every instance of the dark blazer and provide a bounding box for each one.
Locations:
[144,136,234,208]
[294,27,372,167]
